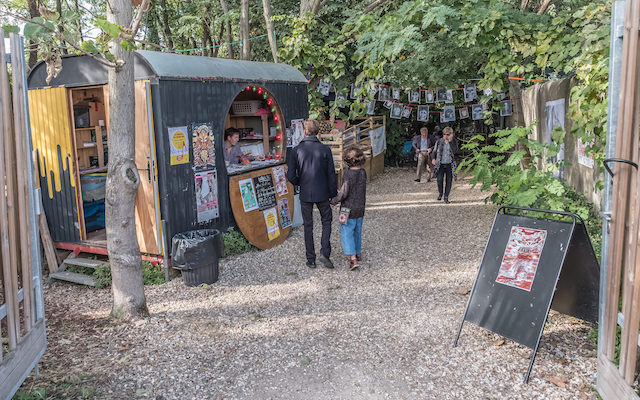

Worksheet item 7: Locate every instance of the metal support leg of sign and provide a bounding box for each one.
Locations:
[454,206,582,384]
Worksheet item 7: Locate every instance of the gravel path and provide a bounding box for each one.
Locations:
[23,167,597,399]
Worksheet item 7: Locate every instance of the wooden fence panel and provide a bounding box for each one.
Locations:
[0,31,47,400]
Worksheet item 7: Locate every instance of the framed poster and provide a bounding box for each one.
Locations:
[366,100,376,115]
[446,90,454,103]
[194,170,219,222]
[409,90,420,104]
[472,104,484,121]
[392,88,401,100]
[500,100,513,116]
[459,107,469,119]
[495,226,548,291]
[401,106,412,119]
[239,178,258,212]
[436,87,448,102]
[263,207,280,241]
[192,122,215,171]
[378,86,390,101]
[253,173,277,211]
[443,105,456,122]
[424,90,434,104]
[168,126,189,165]
[464,84,477,102]
[417,105,429,122]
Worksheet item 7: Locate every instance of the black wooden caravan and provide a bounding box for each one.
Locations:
[28,51,309,257]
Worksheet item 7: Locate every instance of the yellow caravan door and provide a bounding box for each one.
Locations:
[133,81,162,255]
[28,87,83,243]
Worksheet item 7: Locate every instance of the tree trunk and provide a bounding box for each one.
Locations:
[160,0,174,50]
[537,0,553,14]
[240,0,250,60]
[520,0,529,10]
[300,0,322,15]
[106,0,148,320]
[219,0,234,58]
[202,6,212,56]
[508,74,531,169]
[56,0,68,54]
[213,23,223,57]
[262,0,277,62]
[26,0,40,70]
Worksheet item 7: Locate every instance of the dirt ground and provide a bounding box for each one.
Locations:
[17,167,598,399]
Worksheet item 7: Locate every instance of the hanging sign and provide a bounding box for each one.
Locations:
[253,173,277,211]
[168,126,189,165]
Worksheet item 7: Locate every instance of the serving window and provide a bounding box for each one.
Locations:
[224,86,286,175]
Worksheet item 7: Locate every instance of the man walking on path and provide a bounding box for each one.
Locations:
[287,119,337,269]
[412,127,436,182]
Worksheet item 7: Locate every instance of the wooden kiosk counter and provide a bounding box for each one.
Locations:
[27,51,309,258]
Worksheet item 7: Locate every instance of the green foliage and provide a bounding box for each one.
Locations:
[92,261,165,289]
[222,227,254,257]
[459,125,602,259]
[383,118,410,165]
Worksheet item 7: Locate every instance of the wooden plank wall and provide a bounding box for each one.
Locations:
[598,2,640,399]
[0,31,47,400]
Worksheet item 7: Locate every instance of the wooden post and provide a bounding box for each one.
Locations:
[0,28,19,351]
[96,125,104,167]
[11,33,34,331]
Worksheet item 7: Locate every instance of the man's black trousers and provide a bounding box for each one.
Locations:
[300,200,332,262]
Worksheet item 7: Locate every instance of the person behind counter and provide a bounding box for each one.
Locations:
[224,128,255,164]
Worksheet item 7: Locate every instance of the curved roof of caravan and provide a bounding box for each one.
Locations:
[28,50,308,89]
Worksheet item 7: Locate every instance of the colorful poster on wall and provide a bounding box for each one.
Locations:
[272,166,288,196]
[192,122,215,171]
[168,126,189,165]
[239,178,258,212]
[577,137,595,169]
[263,207,280,240]
[278,198,292,229]
[495,226,548,291]
[194,169,219,222]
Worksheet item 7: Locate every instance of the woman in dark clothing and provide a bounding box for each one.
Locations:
[331,146,367,270]
[431,126,458,203]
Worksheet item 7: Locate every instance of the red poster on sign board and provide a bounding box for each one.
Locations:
[495,226,547,291]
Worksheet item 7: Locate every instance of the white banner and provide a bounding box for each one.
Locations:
[369,126,387,157]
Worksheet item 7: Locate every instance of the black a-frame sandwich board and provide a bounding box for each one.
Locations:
[453,206,600,383]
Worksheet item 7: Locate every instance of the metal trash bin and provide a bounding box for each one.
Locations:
[171,229,224,286]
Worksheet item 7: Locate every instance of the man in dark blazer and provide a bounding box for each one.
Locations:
[287,119,337,269]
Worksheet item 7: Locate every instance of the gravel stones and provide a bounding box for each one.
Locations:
[28,167,597,399]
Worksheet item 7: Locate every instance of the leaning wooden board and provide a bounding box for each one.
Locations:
[228,164,295,250]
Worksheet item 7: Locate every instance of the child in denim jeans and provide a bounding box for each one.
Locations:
[330,146,367,270]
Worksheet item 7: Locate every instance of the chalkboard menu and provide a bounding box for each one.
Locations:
[253,173,277,211]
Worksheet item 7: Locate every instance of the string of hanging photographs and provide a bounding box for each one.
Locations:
[316,81,513,123]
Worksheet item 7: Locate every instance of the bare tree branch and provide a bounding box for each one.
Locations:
[0,9,118,68]
[537,0,553,14]
[127,0,152,39]
[363,0,391,14]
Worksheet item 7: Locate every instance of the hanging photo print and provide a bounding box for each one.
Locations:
[194,170,219,222]
[439,112,446,123]
[378,86,390,102]
[417,105,430,122]
[192,122,215,171]
[390,103,403,119]
[472,104,484,120]
[464,84,477,103]
[317,80,331,96]
[402,106,412,119]
[500,100,513,116]
[272,165,288,196]
[392,88,401,100]
[263,207,280,241]
[350,84,360,99]
[336,92,346,101]
[499,91,508,100]
[383,100,393,109]
[366,100,376,115]
[278,198,292,229]
[436,87,448,102]
[483,88,493,96]
[289,119,305,148]
[368,83,378,96]
[459,107,469,119]
[424,90,434,104]
[446,90,454,103]
[443,105,456,122]
[495,226,548,291]
[168,126,189,165]
[409,90,420,104]
[239,178,259,212]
